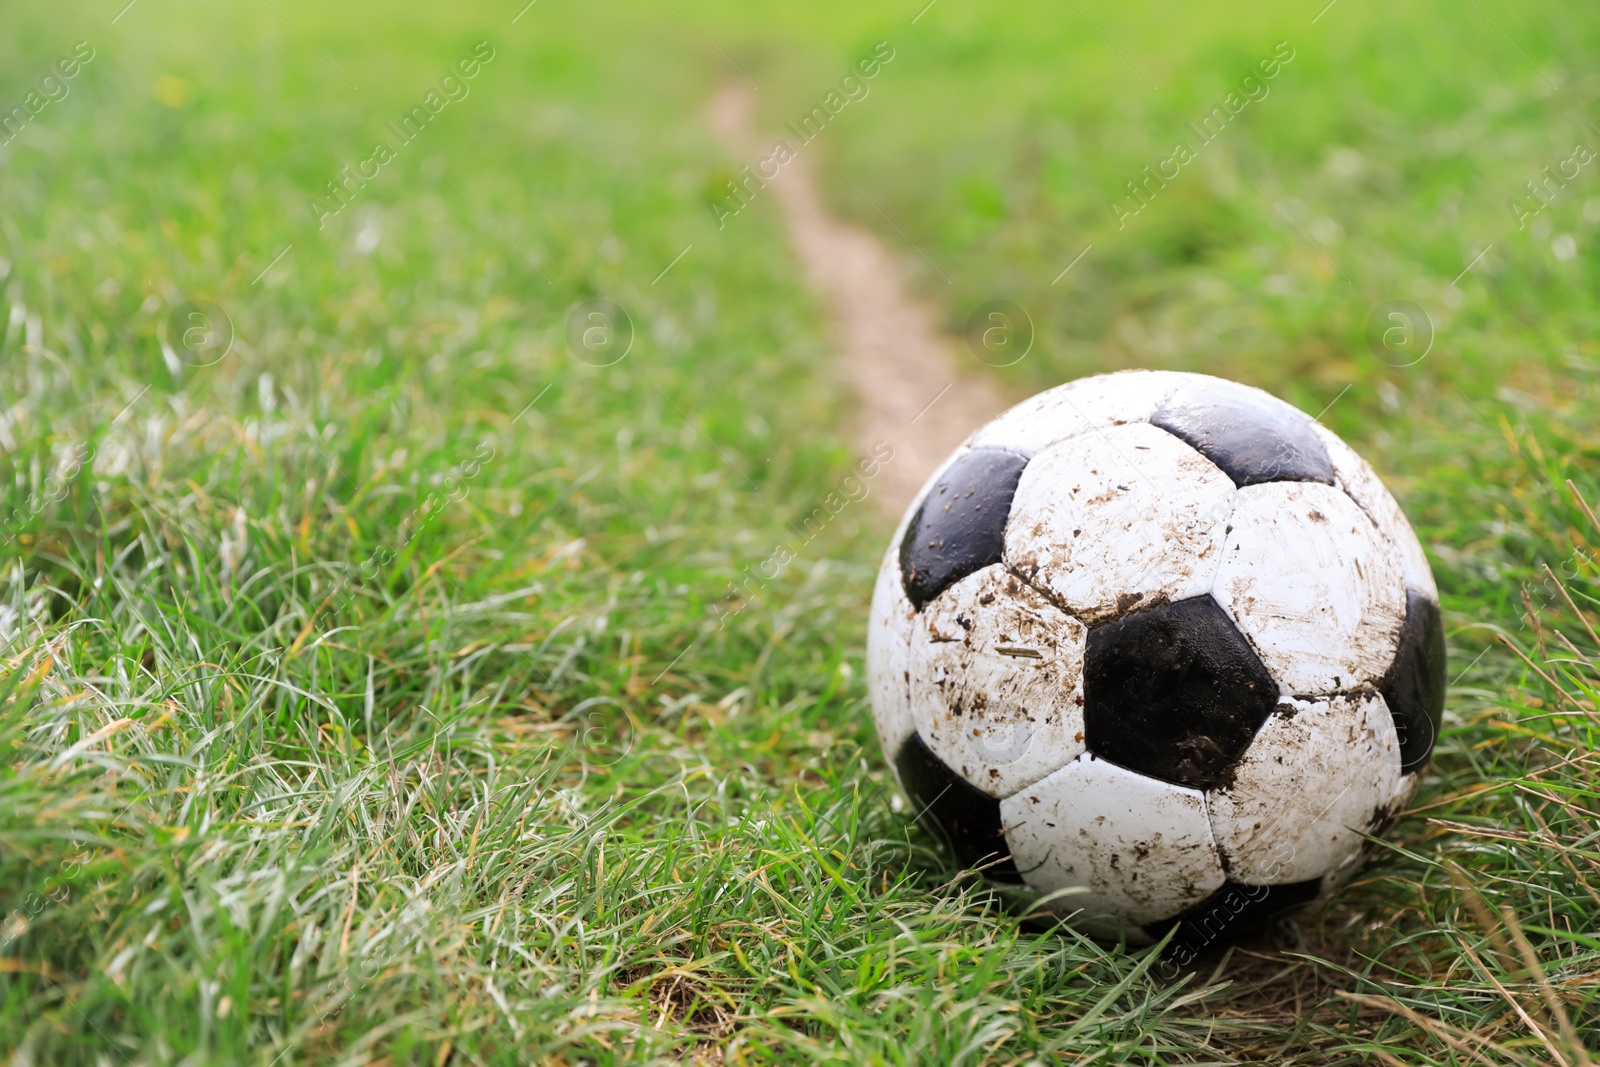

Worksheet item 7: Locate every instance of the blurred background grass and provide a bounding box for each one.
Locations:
[1,0,1598,1063]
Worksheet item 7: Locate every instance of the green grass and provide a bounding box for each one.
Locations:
[2,0,1598,1063]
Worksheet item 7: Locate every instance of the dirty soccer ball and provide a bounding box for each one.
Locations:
[867,370,1445,953]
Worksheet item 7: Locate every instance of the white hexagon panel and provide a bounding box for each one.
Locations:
[1211,481,1407,695]
[1311,423,1436,600]
[1004,422,1235,623]
[1207,694,1405,884]
[1001,753,1226,927]
[967,369,1184,456]
[866,535,917,782]
[909,564,1088,798]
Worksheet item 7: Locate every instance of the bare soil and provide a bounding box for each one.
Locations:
[704,85,1009,518]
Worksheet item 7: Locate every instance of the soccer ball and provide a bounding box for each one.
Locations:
[868,370,1445,954]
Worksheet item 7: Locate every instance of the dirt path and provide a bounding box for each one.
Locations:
[705,85,1009,518]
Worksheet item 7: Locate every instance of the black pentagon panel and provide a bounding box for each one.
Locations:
[895,732,1022,883]
[1146,878,1322,961]
[1380,590,1446,773]
[1152,378,1334,488]
[899,449,1029,610]
[1083,596,1279,789]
